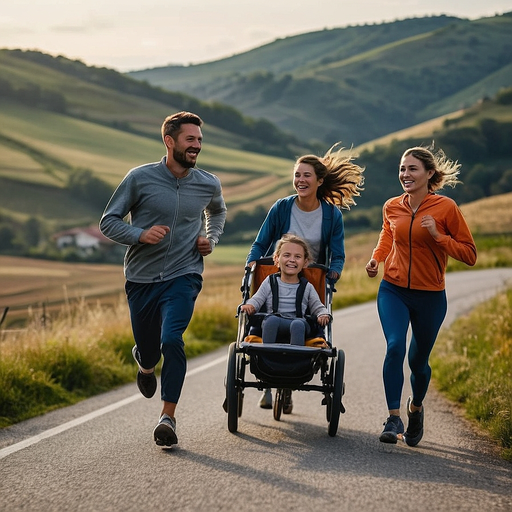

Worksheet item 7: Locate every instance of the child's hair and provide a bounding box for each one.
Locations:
[273,234,312,262]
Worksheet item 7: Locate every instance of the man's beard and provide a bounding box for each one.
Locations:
[173,147,197,168]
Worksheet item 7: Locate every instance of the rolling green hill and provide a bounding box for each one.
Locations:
[350,87,512,215]
[1,47,323,233]
[1,25,512,259]
[0,101,296,223]
[129,13,512,147]
[128,16,460,92]
[0,49,311,159]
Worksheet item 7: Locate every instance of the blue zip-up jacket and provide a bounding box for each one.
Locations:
[99,157,226,283]
[247,195,345,276]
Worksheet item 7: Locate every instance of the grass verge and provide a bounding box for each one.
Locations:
[431,288,512,461]
[0,299,236,428]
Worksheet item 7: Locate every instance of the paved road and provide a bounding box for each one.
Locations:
[1,268,512,511]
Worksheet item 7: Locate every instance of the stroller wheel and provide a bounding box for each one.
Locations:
[273,388,284,421]
[328,349,345,437]
[226,343,240,433]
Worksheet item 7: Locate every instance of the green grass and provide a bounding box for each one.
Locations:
[0,314,135,426]
[0,300,235,428]
[209,244,251,266]
[431,288,512,460]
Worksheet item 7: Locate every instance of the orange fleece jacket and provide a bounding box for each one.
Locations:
[372,193,477,291]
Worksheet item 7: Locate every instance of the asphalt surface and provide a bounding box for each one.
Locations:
[1,268,512,511]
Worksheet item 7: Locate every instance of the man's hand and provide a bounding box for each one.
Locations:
[197,236,212,256]
[139,225,170,244]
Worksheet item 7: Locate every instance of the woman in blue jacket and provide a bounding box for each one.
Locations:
[247,143,365,410]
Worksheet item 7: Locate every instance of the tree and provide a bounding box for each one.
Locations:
[67,168,113,210]
[23,217,42,247]
[0,225,16,251]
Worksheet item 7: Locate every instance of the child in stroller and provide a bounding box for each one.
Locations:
[240,234,331,346]
[224,234,345,434]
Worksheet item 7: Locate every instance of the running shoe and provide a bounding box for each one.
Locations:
[258,389,272,409]
[405,396,424,447]
[132,346,157,399]
[283,389,293,414]
[379,415,404,444]
[153,414,178,446]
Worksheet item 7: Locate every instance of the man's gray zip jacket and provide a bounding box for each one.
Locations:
[100,157,227,283]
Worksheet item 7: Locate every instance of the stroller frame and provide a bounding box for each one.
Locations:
[224,258,346,437]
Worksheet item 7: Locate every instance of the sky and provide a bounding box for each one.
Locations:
[1,0,512,72]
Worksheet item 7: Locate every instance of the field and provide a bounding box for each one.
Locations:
[0,256,125,325]
[459,192,512,235]
[0,231,380,329]
[1,190,511,329]
[0,256,247,329]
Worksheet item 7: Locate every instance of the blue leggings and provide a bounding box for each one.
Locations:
[125,274,202,403]
[377,280,447,410]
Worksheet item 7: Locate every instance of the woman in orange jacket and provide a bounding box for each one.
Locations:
[366,145,477,447]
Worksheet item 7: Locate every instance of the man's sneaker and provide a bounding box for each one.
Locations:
[153,414,178,447]
[379,415,404,444]
[258,389,272,409]
[132,346,157,399]
[283,389,293,414]
[405,396,424,447]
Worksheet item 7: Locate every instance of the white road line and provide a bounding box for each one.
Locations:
[0,354,227,460]
[187,355,226,376]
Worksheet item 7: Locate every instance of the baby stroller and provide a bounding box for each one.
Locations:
[224,258,346,437]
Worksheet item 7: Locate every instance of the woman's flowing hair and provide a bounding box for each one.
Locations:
[403,143,461,192]
[296,143,365,209]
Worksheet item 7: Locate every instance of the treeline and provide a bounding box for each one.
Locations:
[3,50,311,158]
[357,120,512,211]
[0,214,45,254]
[0,77,67,113]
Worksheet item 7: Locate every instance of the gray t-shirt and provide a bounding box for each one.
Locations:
[246,275,329,318]
[288,202,322,262]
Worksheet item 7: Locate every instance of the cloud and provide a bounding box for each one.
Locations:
[50,14,114,34]
[0,15,35,35]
